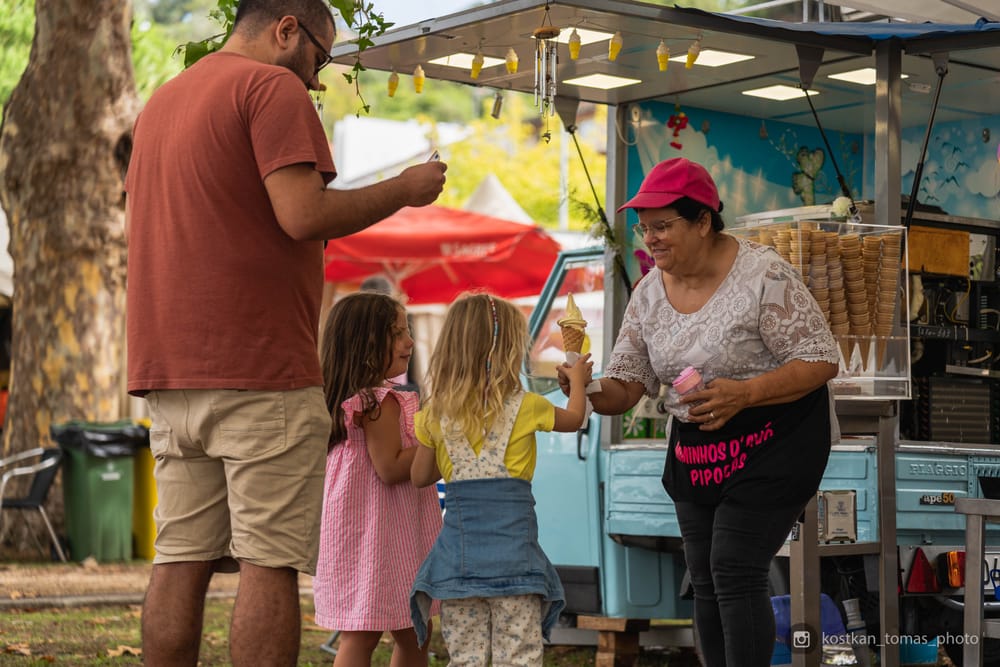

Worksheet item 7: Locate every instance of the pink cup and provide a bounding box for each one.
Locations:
[672,366,704,396]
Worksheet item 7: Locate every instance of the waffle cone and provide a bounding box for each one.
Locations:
[858,337,871,370]
[876,338,889,370]
[562,326,586,353]
[839,338,852,367]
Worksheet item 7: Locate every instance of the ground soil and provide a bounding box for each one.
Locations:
[0,557,312,605]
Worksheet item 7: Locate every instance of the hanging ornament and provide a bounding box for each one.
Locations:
[311,88,325,116]
[686,36,702,68]
[532,6,560,119]
[413,65,425,94]
[759,120,769,140]
[656,40,669,72]
[505,47,519,74]
[387,70,399,97]
[471,50,485,79]
[668,104,689,150]
[568,29,581,60]
[609,31,623,62]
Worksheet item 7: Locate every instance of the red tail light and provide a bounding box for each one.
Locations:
[937,551,966,588]
[906,548,941,593]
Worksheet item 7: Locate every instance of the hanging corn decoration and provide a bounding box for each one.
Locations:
[471,50,485,79]
[413,65,425,93]
[608,31,623,62]
[568,29,581,60]
[505,47,519,74]
[656,40,669,72]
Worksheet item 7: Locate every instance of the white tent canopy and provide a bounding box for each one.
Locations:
[462,173,533,224]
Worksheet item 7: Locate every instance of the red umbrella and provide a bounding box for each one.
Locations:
[324,205,561,304]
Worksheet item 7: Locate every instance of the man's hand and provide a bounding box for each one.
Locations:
[397,161,447,207]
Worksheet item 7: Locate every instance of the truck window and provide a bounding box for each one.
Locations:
[526,259,605,395]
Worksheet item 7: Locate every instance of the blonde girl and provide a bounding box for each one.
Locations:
[313,292,442,667]
[409,293,591,667]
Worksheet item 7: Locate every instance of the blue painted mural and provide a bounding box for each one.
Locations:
[863,118,1000,221]
[622,100,865,278]
[623,101,864,223]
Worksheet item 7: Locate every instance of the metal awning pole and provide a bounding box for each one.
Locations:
[874,37,903,667]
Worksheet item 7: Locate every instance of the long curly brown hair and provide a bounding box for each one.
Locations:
[320,292,403,445]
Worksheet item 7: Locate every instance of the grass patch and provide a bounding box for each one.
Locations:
[1,598,695,665]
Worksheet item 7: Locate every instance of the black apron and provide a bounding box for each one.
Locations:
[663,385,832,508]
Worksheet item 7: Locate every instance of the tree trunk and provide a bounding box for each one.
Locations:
[0,0,140,525]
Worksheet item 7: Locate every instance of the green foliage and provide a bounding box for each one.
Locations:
[0,0,33,118]
[132,22,185,100]
[175,0,237,68]
[432,93,607,231]
[0,1,183,114]
[178,0,392,114]
[333,0,394,115]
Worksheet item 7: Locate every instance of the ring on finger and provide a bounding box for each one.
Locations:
[709,410,716,420]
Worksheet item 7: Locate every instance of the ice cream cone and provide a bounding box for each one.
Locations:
[471,51,484,79]
[413,65,425,94]
[839,338,853,367]
[561,326,585,353]
[568,29,581,60]
[656,40,669,71]
[557,293,588,355]
[505,47,519,74]
[686,39,701,68]
[609,32,623,61]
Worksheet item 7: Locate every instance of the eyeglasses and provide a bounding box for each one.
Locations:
[632,215,687,240]
[297,21,334,74]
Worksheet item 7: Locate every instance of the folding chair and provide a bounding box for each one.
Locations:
[0,447,67,562]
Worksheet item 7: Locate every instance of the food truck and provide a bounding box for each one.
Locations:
[330,2,1000,665]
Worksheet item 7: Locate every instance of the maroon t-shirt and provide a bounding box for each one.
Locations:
[125,52,336,393]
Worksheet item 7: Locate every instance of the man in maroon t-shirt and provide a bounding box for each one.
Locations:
[124,1,447,665]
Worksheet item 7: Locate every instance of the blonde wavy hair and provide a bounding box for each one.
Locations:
[421,293,528,437]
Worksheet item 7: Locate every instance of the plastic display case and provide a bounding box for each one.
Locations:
[733,205,910,400]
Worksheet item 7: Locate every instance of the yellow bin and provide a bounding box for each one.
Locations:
[132,437,158,560]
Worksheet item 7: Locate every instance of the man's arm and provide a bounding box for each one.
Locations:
[263,161,447,241]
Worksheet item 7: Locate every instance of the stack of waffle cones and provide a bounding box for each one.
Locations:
[808,229,831,322]
[751,224,902,373]
[874,233,902,369]
[824,231,849,363]
[840,233,869,369]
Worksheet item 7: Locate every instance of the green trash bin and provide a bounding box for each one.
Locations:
[51,420,148,562]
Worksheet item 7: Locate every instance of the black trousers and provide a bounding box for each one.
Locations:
[675,499,805,667]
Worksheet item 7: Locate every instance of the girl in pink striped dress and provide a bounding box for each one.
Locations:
[314,292,442,666]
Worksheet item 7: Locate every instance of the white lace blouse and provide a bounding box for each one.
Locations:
[606,237,839,420]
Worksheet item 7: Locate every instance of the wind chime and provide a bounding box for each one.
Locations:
[533,6,560,142]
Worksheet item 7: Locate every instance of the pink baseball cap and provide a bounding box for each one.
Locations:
[616,158,720,213]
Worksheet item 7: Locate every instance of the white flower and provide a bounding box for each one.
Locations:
[831,196,852,218]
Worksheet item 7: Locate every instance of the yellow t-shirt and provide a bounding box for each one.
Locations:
[414,392,556,482]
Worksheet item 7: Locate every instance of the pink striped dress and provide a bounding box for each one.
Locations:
[313,386,442,630]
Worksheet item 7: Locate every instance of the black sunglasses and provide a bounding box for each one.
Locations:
[297,21,334,73]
